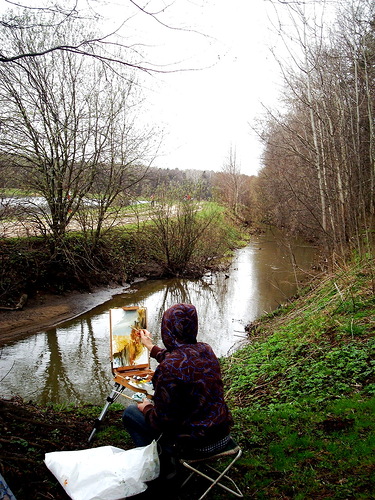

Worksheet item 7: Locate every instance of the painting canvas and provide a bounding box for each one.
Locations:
[110,306,148,369]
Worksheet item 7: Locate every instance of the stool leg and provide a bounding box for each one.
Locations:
[204,464,243,498]
[180,449,243,499]
[180,470,196,488]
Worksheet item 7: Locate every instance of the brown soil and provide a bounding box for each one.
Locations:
[0,285,128,347]
[0,397,112,499]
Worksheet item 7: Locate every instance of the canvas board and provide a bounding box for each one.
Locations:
[110,306,149,370]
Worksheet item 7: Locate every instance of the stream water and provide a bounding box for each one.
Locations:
[0,229,317,406]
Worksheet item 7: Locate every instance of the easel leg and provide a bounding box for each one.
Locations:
[88,382,126,443]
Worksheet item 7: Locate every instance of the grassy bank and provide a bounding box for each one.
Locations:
[1,257,373,499]
[221,256,374,498]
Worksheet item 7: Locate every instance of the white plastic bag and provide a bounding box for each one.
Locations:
[44,441,160,500]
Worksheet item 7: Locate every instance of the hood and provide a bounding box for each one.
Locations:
[161,303,198,350]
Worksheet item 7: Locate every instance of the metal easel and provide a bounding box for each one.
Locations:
[88,382,128,443]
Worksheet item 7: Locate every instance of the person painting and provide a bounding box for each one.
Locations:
[122,303,233,464]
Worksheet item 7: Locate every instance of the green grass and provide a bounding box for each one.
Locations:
[227,396,375,499]
[220,257,375,498]
[0,188,39,197]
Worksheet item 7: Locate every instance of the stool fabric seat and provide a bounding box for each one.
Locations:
[178,435,236,460]
[178,435,243,499]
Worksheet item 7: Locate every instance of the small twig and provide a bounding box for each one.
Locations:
[0,436,53,449]
[0,452,35,463]
[0,360,15,383]
[334,282,344,301]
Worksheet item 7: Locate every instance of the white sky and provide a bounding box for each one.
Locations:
[1,0,337,176]
[0,0,285,175]
[102,0,283,175]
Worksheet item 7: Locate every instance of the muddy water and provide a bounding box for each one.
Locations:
[0,229,317,405]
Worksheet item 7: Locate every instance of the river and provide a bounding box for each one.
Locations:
[0,229,317,406]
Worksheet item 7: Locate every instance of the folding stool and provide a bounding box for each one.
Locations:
[178,438,243,499]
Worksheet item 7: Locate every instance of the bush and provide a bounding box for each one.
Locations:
[146,186,244,276]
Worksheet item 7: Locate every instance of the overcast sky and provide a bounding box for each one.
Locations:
[102,0,283,176]
[0,0,283,175]
[1,0,336,176]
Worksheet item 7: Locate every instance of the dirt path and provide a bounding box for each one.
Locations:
[0,285,128,347]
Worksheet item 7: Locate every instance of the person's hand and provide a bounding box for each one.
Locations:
[137,398,153,413]
[139,329,154,351]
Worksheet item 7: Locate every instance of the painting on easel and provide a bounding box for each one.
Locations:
[110,306,148,369]
[88,306,152,443]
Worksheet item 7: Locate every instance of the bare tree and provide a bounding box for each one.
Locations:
[148,184,223,276]
[257,0,375,261]
[214,147,248,217]
[0,14,158,246]
[0,0,206,73]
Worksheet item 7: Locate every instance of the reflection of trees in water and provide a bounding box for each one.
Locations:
[109,276,229,334]
[185,276,232,330]
[151,276,229,335]
[39,318,112,404]
[39,329,81,404]
[199,274,230,316]
[77,317,112,399]
[157,279,191,318]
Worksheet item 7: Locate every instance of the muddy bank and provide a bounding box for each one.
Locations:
[0,284,130,347]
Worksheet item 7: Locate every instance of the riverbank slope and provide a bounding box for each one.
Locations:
[221,256,374,498]
[0,257,374,499]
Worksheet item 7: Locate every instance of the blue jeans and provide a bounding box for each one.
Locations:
[122,405,161,447]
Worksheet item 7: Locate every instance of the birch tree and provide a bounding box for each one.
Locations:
[258,0,374,260]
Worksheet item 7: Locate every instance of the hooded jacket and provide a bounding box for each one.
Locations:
[143,303,233,444]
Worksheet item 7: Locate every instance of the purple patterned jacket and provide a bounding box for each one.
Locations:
[143,303,233,444]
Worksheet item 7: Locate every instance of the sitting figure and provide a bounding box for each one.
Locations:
[122,303,234,480]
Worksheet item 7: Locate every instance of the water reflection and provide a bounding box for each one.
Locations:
[0,230,316,405]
